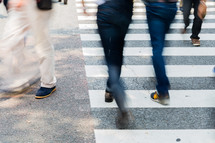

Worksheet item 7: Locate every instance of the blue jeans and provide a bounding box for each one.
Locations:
[145,2,177,95]
[97,0,133,89]
[97,0,133,112]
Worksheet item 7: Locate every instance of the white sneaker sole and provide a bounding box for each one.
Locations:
[151,97,170,105]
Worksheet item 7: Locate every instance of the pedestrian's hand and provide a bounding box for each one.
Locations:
[198,0,207,20]
[8,0,26,10]
[17,0,24,8]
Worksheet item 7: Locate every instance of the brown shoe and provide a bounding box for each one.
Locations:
[191,38,200,46]
[181,28,186,34]
[105,91,114,102]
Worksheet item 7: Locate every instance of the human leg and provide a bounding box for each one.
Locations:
[182,0,193,33]
[145,2,177,105]
[191,0,203,39]
[0,1,40,91]
[97,1,132,112]
[28,1,56,98]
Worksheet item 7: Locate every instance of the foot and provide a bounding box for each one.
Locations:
[116,111,134,129]
[111,83,127,112]
[191,38,200,46]
[181,28,186,34]
[105,90,114,102]
[150,91,170,105]
[35,86,56,99]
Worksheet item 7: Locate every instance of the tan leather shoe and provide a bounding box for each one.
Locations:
[191,38,200,46]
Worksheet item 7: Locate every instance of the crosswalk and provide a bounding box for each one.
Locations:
[76,0,215,142]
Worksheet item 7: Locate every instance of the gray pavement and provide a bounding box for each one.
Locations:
[0,0,215,143]
[0,1,95,143]
[77,0,215,142]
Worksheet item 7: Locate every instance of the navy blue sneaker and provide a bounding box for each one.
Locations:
[35,86,56,99]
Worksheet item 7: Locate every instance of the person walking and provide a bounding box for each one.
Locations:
[0,0,8,9]
[182,0,203,46]
[0,0,56,99]
[179,0,183,11]
[58,0,67,5]
[142,0,177,105]
[96,0,133,122]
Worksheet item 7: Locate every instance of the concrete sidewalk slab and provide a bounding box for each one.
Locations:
[0,1,95,143]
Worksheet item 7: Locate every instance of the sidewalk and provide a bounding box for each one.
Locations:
[0,2,95,143]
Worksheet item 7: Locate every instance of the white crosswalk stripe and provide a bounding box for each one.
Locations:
[85,65,215,77]
[77,0,215,142]
[79,23,215,29]
[78,15,215,20]
[77,7,215,13]
[89,90,215,108]
[81,33,215,41]
[83,47,215,56]
[94,129,215,143]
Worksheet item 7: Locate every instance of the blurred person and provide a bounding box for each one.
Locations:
[4,0,8,8]
[179,0,183,12]
[0,0,8,9]
[182,0,203,46]
[96,0,133,124]
[0,0,56,99]
[81,0,88,15]
[142,0,177,105]
[58,0,67,5]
